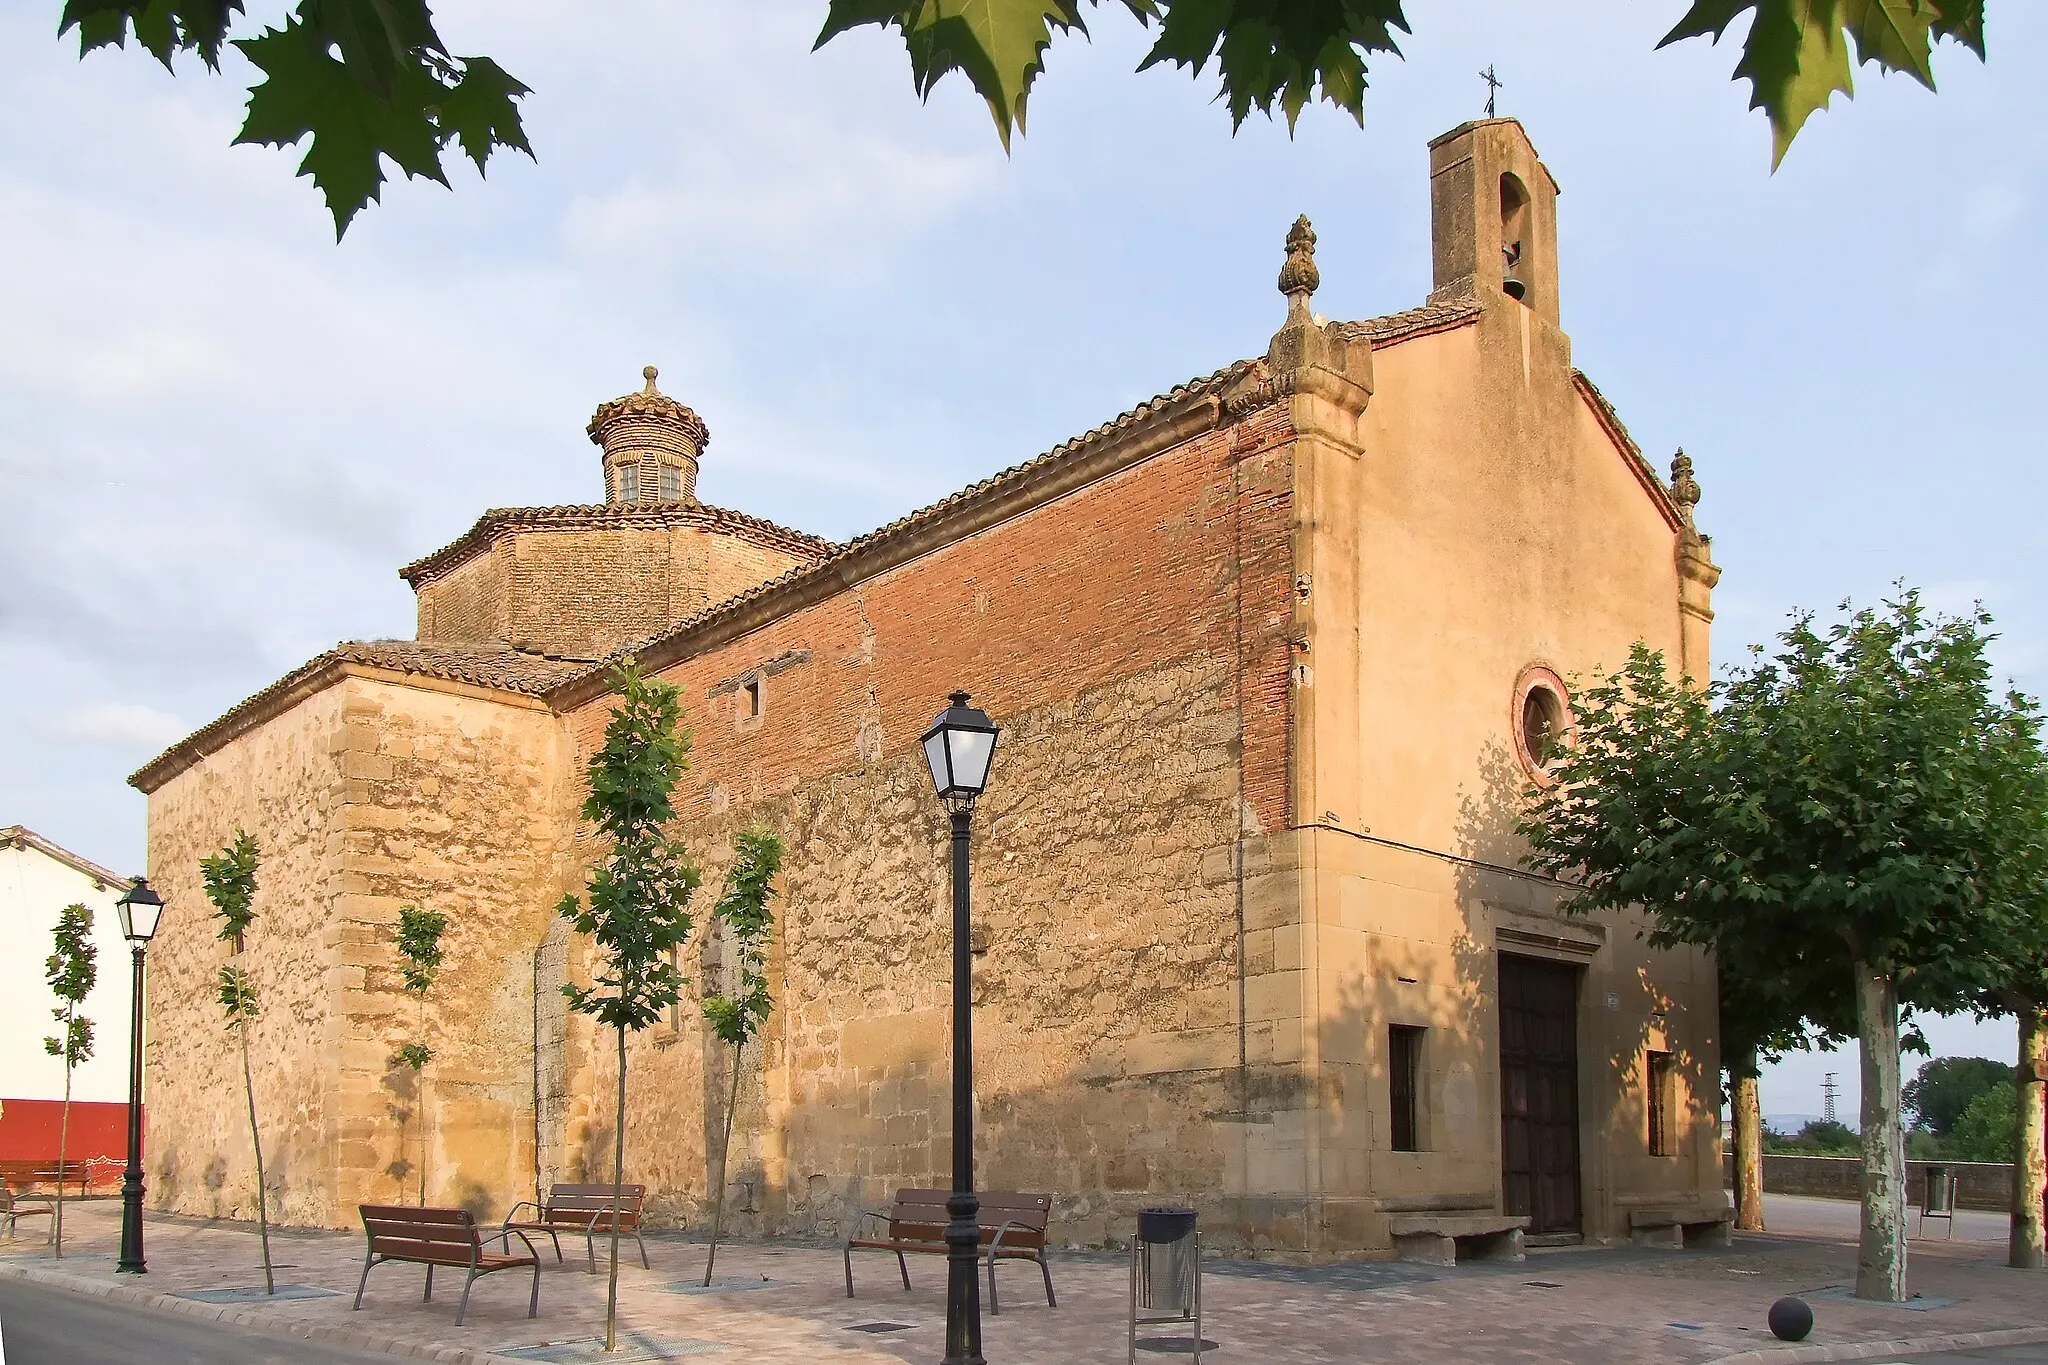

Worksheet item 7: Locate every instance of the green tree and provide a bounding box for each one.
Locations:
[201,830,274,1296]
[42,902,96,1258]
[1905,1057,2015,1135]
[56,2,1989,235]
[1950,1084,2019,1163]
[557,659,702,1353]
[391,903,448,1206]
[1522,592,2042,1302]
[699,828,784,1288]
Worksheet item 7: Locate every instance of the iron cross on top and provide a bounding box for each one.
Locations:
[1481,65,1503,118]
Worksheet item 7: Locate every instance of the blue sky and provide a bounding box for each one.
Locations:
[2,2,2041,1116]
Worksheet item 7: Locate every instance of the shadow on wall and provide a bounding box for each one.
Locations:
[1451,738,1707,1222]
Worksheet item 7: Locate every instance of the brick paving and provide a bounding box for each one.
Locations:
[2,1198,2044,1364]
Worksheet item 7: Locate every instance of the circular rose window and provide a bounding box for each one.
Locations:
[1513,666,1571,783]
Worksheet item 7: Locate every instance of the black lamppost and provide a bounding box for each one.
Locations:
[920,692,1000,1365]
[114,875,164,1275]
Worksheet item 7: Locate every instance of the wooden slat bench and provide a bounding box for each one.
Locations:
[355,1204,539,1326]
[2,1188,54,1241]
[845,1188,1056,1315]
[0,1160,100,1198]
[497,1183,650,1274]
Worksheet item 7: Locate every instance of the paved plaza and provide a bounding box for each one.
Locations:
[1,1196,2043,1364]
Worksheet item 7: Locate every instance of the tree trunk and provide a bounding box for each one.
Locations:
[1854,961,1906,1302]
[2012,1001,2047,1270]
[605,1023,625,1353]
[418,1071,429,1207]
[418,996,430,1207]
[240,1020,275,1295]
[54,1012,73,1258]
[702,1041,743,1287]
[1731,1058,1765,1232]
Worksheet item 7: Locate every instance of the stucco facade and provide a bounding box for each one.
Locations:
[133,120,1728,1258]
[0,827,137,1106]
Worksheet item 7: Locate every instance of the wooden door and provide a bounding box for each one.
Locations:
[1498,953,1582,1235]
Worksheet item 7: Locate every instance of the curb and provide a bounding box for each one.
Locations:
[1708,1325,2048,1364]
[0,1261,531,1364]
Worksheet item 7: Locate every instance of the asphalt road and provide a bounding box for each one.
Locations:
[0,1279,407,1365]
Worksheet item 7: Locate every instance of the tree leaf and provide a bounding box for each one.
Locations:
[435,55,533,173]
[60,0,245,68]
[234,15,451,237]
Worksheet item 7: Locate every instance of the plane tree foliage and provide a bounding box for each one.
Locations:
[57,0,1989,235]
[1520,593,2046,1299]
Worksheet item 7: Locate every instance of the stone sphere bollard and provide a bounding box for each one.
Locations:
[1767,1296,1814,1342]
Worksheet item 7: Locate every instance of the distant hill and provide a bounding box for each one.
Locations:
[1763,1112,1850,1134]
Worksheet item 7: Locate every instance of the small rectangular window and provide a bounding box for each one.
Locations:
[1390,1025,1424,1152]
[618,465,639,502]
[742,678,762,719]
[659,464,681,500]
[1647,1050,1675,1155]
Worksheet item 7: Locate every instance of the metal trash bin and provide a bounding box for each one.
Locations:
[1128,1207,1202,1364]
[1918,1165,1957,1239]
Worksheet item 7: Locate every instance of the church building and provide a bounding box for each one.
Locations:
[132,120,1729,1259]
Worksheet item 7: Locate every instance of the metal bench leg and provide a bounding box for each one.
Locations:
[896,1248,911,1291]
[585,1232,597,1274]
[353,1253,376,1310]
[987,1250,1000,1317]
[455,1269,477,1327]
[844,1244,856,1298]
[423,1264,435,1301]
[528,1260,541,1318]
[636,1230,649,1270]
[1040,1252,1057,1308]
[547,1230,563,1264]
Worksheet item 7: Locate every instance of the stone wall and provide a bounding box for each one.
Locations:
[551,419,1302,1249]
[143,685,348,1227]
[1720,1152,2020,1213]
[322,675,570,1226]
[143,671,574,1229]
[415,522,815,659]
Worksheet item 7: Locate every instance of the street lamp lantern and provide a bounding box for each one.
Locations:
[116,876,164,944]
[920,692,999,806]
[114,874,163,1275]
[924,690,999,1365]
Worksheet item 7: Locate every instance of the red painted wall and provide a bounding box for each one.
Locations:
[0,1099,137,1187]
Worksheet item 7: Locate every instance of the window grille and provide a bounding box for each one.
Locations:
[659,464,682,501]
[618,465,639,503]
[1390,1025,1424,1152]
[1647,1050,1675,1155]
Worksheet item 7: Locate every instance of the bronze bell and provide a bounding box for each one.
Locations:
[1502,239,1527,300]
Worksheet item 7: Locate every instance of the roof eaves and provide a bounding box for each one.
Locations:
[1572,371,1681,534]
[546,360,1251,711]
[0,825,135,889]
[399,503,835,587]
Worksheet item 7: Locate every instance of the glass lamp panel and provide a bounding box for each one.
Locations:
[117,886,163,942]
[946,728,996,794]
[922,732,952,795]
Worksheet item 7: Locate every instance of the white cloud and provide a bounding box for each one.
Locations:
[47,703,187,752]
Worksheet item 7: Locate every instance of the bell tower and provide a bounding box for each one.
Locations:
[1426,118,1562,328]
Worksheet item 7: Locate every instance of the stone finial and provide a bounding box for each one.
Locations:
[588,365,710,506]
[1669,449,1701,537]
[1277,215,1320,323]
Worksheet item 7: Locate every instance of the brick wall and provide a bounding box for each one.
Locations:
[550,418,1301,1245]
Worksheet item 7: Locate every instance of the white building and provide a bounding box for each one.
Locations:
[1,826,137,1104]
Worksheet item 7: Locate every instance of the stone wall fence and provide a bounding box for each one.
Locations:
[1721,1152,2017,1212]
